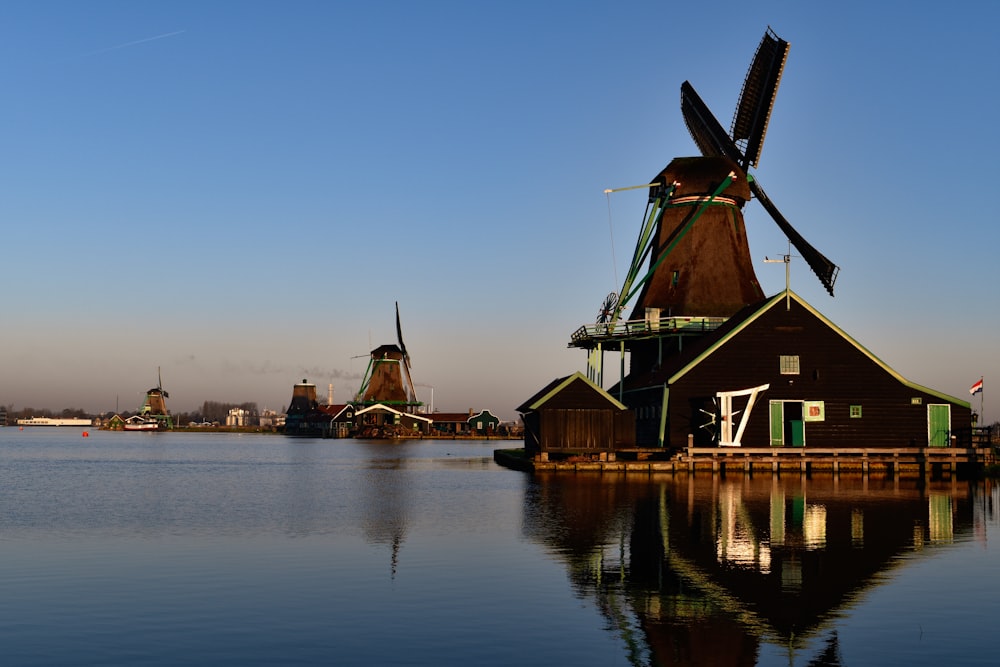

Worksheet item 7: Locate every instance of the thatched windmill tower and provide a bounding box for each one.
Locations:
[570,28,841,432]
[626,156,762,319]
[137,367,173,429]
[354,303,420,412]
[622,29,837,324]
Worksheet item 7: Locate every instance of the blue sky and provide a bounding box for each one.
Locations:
[1,1,997,422]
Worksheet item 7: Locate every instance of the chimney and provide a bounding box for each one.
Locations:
[328,383,334,405]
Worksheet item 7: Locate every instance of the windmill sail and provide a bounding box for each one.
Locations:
[679,39,840,297]
[681,81,744,165]
[731,29,790,170]
[748,179,839,295]
[395,301,408,364]
[395,301,417,404]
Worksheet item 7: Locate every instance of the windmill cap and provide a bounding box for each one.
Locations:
[656,156,750,203]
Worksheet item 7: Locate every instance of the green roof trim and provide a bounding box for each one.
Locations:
[668,291,970,409]
[525,371,629,411]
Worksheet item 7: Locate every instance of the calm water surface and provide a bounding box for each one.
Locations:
[1,428,998,666]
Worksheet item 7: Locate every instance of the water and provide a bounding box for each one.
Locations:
[1,428,998,666]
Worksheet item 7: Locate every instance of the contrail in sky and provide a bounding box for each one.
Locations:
[82,30,186,57]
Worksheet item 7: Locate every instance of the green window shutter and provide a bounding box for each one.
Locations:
[770,401,784,447]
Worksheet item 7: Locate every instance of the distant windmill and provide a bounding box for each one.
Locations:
[615,28,838,322]
[354,303,420,410]
[137,367,172,428]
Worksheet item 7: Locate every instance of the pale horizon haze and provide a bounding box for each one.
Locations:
[2,1,997,423]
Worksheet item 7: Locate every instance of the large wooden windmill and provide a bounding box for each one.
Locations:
[623,28,838,322]
[136,367,173,429]
[354,303,420,412]
[573,28,840,387]
[554,29,971,453]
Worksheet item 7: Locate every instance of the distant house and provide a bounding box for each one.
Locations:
[610,291,972,449]
[226,408,251,427]
[431,409,503,436]
[430,412,475,434]
[469,409,501,436]
[259,409,285,429]
[517,372,636,456]
[317,404,356,438]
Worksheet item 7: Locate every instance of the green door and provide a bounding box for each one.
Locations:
[789,420,805,447]
[928,404,951,447]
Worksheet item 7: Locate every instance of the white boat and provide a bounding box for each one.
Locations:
[16,417,92,427]
[123,416,163,432]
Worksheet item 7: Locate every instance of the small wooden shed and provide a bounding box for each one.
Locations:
[517,372,635,456]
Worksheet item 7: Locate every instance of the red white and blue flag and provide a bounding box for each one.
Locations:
[970,378,984,395]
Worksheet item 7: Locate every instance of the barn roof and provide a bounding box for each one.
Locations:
[621,290,969,407]
[517,371,628,413]
[317,404,354,420]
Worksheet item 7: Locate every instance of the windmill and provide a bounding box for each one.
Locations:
[136,367,173,429]
[354,303,420,411]
[614,28,838,324]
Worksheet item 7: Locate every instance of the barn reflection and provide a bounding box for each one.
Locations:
[521,474,981,666]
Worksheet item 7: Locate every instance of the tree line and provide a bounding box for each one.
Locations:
[3,401,270,425]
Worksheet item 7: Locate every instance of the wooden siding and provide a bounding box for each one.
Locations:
[520,373,636,452]
[541,409,613,450]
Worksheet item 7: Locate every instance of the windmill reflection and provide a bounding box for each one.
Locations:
[361,457,409,579]
[522,474,977,666]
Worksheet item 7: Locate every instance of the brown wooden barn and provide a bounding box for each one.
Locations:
[517,372,635,457]
[609,291,971,449]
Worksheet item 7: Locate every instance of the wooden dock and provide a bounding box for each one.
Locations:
[495,446,996,477]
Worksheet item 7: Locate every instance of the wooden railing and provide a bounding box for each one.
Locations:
[571,315,726,345]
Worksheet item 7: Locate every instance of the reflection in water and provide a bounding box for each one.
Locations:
[361,457,409,579]
[522,474,981,666]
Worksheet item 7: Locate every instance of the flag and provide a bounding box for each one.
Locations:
[970,378,983,395]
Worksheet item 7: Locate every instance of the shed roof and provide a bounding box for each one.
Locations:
[517,371,628,413]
